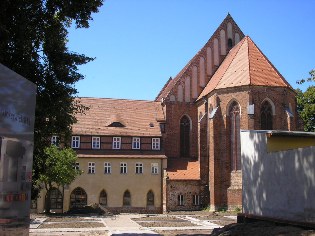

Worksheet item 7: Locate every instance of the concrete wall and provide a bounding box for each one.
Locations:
[241,130,315,223]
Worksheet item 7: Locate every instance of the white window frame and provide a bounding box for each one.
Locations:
[51,135,59,145]
[193,194,200,206]
[120,162,127,174]
[113,137,121,149]
[151,163,159,175]
[178,194,184,206]
[104,162,111,174]
[92,136,100,149]
[152,138,160,150]
[74,162,80,171]
[71,136,80,149]
[132,137,141,149]
[135,162,143,174]
[88,162,95,174]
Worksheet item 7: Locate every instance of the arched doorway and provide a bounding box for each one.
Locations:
[99,190,107,206]
[180,115,190,157]
[70,187,87,208]
[46,187,63,210]
[123,190,131,206]
[147,190,154,206]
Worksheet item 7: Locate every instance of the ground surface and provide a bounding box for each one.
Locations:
[29,211,315,236]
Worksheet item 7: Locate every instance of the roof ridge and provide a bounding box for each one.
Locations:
[155,77,172,101]
[156,13,245,101]
[247,37,293,90]
[215,37,247,88]
[78,97,159,103]
[246,36,252,85]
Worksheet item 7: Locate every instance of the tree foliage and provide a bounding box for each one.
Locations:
[296,86,315,132]
[0,0,103,196]
[296,69,315,132]
[37,145,81,213]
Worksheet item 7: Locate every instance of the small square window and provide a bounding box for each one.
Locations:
[132,137,141,149]
[51,135,59,146]
[104,162,111,174]
[135,163,143,174]
[71,136,80,149]
[113,137,121,149]
[178,194,184,206]
[88,162,95,174]
[151,163,158,174]
[152,138,160,150]
[92,136,100,149]
[193,195,200,206]
[120,162,127,174]
[74,162,80,171]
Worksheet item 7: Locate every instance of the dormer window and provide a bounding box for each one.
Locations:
[149,123,154,128]
[108,122,125,127]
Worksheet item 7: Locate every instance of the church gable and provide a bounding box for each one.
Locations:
[197,36,293,100]
[155,14,245,103]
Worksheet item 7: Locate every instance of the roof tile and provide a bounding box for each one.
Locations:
[72,98,165,136]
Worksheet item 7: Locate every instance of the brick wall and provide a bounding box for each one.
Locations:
[199,85,300,210]
[164,103,198,159]
[166,180,203,211]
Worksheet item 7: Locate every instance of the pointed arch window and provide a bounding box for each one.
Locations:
[229,101,241,171]
[147,190,154,206]
[180,115,190,157]
[70,187,87,209]
[123,190,131,206]
[99,190,107,206]
[47,187,63,209]
[261,101,273,130]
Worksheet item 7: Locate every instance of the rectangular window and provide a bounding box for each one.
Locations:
[74,162,80,170]
[135,162,143,174]
[104,162,111,174]
[151,163,159,174]
[92,136,100,149]
[51,135,59,145]
[152,138,160,150]
[132,137,141,149]
[71,136,80,148]
[178,194,184,206]
[193,195,200,206]
[120,162,127,174]
[88,162,95,174]
[113,137,121,149]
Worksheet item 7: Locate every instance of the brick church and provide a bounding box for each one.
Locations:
[156,13,299,211]
[37,14,300,213]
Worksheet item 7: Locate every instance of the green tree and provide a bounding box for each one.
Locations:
[296,86,315,132]
[38,145,81,213]
[296,69,315,132]
[0,0,103,197]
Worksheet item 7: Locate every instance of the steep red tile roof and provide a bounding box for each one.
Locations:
[198,36,292,100]
[72,98,165,136]
[167,159,200,180]
[155,14,245,102]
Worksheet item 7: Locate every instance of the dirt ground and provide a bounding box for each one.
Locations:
[31,212,315,236]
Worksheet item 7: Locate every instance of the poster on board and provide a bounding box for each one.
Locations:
[0,63,36,236]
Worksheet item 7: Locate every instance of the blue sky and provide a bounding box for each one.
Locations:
[68,0,315,100]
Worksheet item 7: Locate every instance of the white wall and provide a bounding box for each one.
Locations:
[241,130,315,223]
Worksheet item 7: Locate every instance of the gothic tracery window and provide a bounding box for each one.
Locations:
[260,100,273,130]
[180,115,190,157]
[229,101,241,171]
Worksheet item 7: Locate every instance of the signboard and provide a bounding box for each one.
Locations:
[0,63,36,236]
